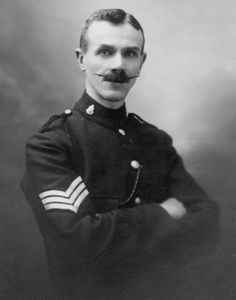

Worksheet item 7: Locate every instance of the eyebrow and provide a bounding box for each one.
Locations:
[96,44,141,52]
[125,46,141,52]
[97,44,115,50]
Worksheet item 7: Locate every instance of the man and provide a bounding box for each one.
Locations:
[21,9,219,299]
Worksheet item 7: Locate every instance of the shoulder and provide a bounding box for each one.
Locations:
[128,112,172,142]
[38,108,73,134]
[26,109,74,151]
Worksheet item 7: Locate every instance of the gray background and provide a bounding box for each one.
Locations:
[1,0,236,299]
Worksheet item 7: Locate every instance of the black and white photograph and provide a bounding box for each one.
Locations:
[1,1,236,299]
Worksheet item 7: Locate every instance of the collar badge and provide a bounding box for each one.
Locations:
[86,104,95,115]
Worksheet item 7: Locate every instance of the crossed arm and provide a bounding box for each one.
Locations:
[22,130,219,275]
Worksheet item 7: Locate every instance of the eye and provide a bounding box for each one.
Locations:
[123,50,138,58]
[98,49,113,57]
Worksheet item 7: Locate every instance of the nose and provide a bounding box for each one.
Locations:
[111,52,125,69]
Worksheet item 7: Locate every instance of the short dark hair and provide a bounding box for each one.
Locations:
[80,9,145,53]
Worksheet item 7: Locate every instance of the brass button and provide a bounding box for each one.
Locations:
[118,129,125,136]
[131,160,140,169]
[65,109,71,115]
[135,197,141,205]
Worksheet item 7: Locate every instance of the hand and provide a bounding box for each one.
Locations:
[160,198,187,220]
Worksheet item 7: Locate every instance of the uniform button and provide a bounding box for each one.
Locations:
[118,129,125,136]
[65,109,71,115]
[135,197,141,205]
[131,160,140,169]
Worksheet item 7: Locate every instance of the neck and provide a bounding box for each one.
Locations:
[85,87,125,110]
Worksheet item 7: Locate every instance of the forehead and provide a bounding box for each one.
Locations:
[86,21,144,50]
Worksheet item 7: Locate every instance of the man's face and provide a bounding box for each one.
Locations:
[79,21,146,106]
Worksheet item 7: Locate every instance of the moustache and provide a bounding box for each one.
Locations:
[95,70,140,83]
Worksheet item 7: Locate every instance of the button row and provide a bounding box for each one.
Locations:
[132,160,141,205]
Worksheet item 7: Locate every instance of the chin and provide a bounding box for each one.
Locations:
[100,88,129,102]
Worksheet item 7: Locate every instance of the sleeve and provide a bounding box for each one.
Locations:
[161,133,220,265]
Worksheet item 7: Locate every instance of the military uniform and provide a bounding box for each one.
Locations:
[21,92,219,299]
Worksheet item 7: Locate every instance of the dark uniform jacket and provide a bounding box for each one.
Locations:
[21,92,219,299]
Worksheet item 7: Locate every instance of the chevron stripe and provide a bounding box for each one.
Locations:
[43,189,89,213]
[39,176,82,199]
[41,182,86,205]
[39,176,89,213]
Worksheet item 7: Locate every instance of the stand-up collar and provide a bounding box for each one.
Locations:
[74,91,127,129]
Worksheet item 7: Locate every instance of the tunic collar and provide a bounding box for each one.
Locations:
[74,91,127,130]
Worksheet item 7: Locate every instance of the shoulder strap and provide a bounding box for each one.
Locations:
[39,109,72,133]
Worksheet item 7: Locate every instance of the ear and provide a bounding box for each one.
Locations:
[140,52,147,68]
[75,48,86,71]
